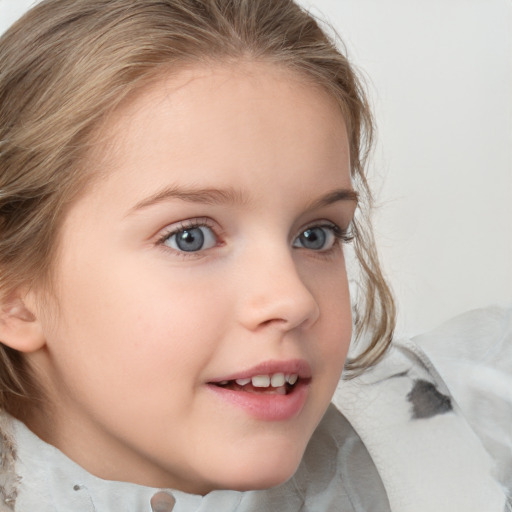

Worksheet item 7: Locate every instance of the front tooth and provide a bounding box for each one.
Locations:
[235,378,251,386]
[270,373,285,387]
[286,374,299,385]
[251,375,271,387]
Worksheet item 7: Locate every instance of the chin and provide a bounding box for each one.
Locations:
[215,470,298,493]
[206,448,304,493]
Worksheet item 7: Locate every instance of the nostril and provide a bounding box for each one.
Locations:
[236,256,320,332]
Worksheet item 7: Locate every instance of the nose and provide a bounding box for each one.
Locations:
[236,247,320,332]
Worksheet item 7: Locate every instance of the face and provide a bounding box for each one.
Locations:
[27,62,356,494]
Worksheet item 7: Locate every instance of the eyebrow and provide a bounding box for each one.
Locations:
[128,185,358,214]
[129,185,249,213]
[306,188,359,210]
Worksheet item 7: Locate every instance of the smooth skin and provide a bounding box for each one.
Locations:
[20,62,357,494]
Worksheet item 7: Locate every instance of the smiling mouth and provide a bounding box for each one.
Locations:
[211,373,305,396]
[208,362,312,420]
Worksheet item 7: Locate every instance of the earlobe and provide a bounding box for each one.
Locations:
[0,295,46,353]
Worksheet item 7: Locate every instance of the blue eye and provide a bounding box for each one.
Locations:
[293,225,338,251]
[163,225,217,252]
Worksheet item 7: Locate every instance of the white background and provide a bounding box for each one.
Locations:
[1,0,511,336]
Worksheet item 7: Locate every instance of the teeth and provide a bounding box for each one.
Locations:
[270,373,285,387]
[219,373,300,389]
[251,375,271,387]
[286,374,299,385]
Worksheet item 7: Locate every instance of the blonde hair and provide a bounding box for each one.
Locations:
[0,0,395,413]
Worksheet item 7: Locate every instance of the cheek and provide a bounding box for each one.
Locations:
[45,255,231,394]
[311,263,352,371]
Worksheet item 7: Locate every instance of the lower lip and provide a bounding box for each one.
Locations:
[206,381,310,421]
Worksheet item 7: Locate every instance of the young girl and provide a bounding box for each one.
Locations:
[0,1,508,511]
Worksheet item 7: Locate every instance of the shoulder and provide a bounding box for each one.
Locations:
[413,306,512,498]
[332,314,511,512]
[0,412,18,511]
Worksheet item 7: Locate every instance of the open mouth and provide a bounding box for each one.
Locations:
[212,373,302,396]
[207,364,312,420]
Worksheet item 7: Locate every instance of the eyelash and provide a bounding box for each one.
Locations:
[292,222,353,258]
[302,222,354,246]
[156,218,219,255]
[156,219,353,257]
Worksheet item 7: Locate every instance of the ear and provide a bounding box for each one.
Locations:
[0,291,46,353]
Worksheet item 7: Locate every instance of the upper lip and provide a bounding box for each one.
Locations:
[208,359,312,383]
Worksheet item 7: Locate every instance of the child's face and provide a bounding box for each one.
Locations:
[30,62,356,493]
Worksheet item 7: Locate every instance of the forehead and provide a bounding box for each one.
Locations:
[87,61,351,207]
